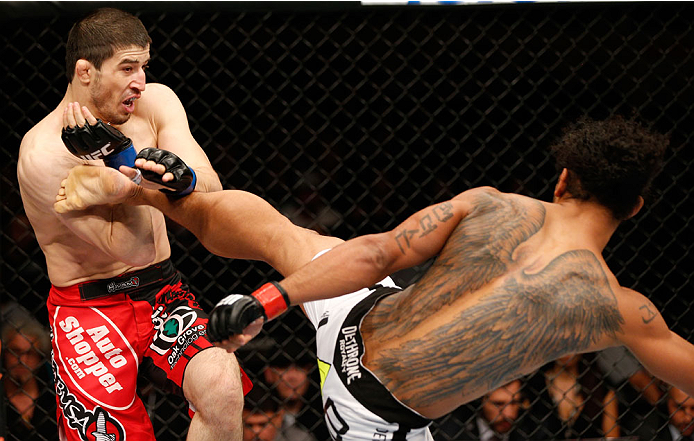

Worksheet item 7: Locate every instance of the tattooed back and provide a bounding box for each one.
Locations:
[360,187,626,418]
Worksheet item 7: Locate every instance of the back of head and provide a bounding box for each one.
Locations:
[65,8,152,83]
[550,116,668,220]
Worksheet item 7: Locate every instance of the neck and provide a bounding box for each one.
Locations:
[64,83,91,110]
[551,198,621,252]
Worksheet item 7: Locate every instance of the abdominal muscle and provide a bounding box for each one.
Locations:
[43,206,171,286]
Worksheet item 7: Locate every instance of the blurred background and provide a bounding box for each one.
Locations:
[1,2,693,440]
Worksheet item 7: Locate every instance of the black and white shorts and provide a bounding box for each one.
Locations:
[304,278,433,441]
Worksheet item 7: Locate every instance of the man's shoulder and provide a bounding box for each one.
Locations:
[455,186,545,217]
[140,83,179,104]
[19,112,65,169]
[18,110,79,195]
[136,83,185,122]
[456,186,539,204]
[20,111,59,150]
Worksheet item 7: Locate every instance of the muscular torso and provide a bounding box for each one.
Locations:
[18,88,170,286]
[361,191,626,418]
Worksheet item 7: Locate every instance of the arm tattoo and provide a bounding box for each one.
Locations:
[395,229,418,254]
[418,214,437,238]
[639,303,657,323]
[394,202,456,254]
[433,202,454,222]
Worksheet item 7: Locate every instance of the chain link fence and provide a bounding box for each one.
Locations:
[1,2,693,440]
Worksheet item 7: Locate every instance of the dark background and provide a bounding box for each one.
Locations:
[1,2,692,440]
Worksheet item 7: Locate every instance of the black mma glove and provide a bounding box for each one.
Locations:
[207,282,290,342]
[136,147,197,196]
[61,119,141,183]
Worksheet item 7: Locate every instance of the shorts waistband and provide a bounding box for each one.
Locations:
[336,285,431,429]
[76,259,176,301]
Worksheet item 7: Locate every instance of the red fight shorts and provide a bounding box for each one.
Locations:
[47,259,252,441]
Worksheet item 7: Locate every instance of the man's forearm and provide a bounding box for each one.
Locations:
[193,167,223,193]
[280,235,392,305]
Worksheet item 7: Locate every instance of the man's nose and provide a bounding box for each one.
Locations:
[131,69,146,91]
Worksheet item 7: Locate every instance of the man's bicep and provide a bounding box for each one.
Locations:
[148,85,220,191]
[623,303,694,395]
[383,198,471,273]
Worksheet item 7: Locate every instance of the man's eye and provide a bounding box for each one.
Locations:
[123,67,133,72]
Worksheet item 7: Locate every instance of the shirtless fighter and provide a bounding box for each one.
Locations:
[207,116,694,440]
[54,117,694,440]
[18,8,247,440]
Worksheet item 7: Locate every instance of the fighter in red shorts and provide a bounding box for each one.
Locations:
[18,8,250,440]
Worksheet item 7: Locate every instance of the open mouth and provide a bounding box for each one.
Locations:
[122,97,137,112]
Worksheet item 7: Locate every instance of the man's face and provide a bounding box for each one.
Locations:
[668,388,694,437]
[3,332,42,384]
[242,409,283,441]
[90,45,150,125]
[481,381,523,435]
[267,364,310,401]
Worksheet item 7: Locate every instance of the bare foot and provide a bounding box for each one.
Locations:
[54,165,138,213]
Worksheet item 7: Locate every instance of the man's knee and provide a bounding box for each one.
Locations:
[184,348,245,423]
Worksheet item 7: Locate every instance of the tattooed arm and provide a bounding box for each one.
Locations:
[279,188,481,305]
[618,288,694,396]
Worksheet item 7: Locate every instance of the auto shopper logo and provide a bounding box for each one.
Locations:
[53,306,138,410]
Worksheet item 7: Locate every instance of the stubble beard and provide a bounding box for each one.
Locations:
[90,74,131,126]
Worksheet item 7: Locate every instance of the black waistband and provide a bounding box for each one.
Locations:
[78,259,176,301]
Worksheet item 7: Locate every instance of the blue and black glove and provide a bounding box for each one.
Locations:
[136,147,197,196]
[61,119,142,183]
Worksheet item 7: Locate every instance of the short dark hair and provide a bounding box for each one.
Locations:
[65,8,152,82]
[550,116,668,220]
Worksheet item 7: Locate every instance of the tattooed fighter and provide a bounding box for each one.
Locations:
[206,116,694,440]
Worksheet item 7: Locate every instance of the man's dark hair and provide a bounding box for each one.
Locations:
[65,8,152,82]
[550,116,668,220]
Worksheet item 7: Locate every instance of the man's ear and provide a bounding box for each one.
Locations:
[74,59,94,85]
[553,168,569,200]
[626,195,645,219]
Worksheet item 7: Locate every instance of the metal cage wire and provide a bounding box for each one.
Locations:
[1,2,693,440]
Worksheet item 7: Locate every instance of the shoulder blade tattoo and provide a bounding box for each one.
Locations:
[365,193,625,408]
